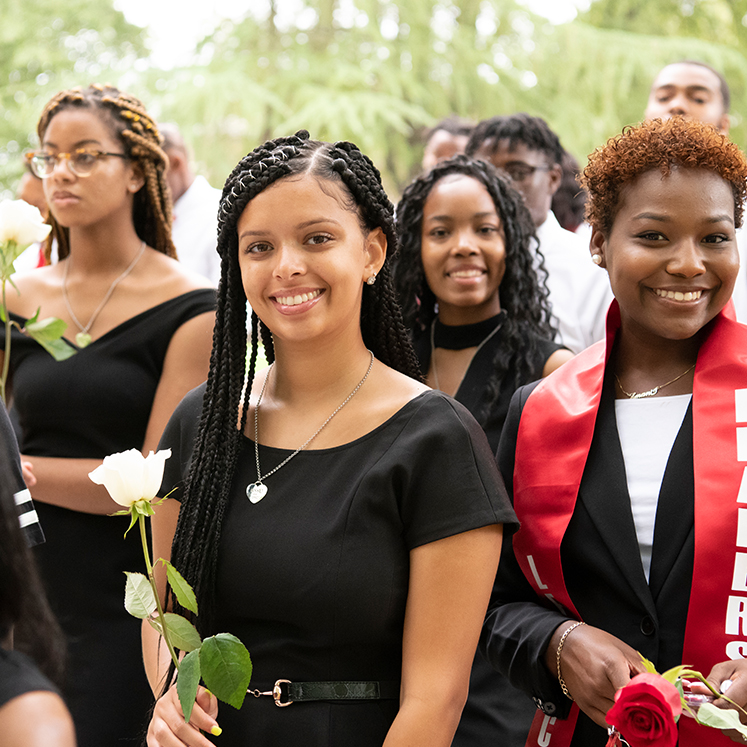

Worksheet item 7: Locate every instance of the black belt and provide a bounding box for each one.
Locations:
[248,679,400,707]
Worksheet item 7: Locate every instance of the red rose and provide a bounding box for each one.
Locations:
[606,672,682,747]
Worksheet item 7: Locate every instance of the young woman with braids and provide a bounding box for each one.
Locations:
[0,85,215,746]
[147,131,515,747]
[393,156,572,747]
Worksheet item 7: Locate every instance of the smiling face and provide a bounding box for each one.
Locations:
[420,174,506,326]
[40,108,143,231]
[645,62,729,133]
[236,175,385,347]
[591,167,738,346]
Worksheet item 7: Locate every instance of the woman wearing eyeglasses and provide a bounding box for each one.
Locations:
[0,84,215,747]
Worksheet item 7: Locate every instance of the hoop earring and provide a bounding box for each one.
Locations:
[366,274,377,285]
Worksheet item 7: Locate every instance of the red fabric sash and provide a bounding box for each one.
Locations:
[513,300,747,747]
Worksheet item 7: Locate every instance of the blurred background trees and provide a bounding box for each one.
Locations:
[2,0,746,199]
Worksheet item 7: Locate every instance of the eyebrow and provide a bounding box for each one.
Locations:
[632,212,733,225]
[426,211,497,222]
[41,138,104,150]
[654,84,714,96]
[239,217,343,240]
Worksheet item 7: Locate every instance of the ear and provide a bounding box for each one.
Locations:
[127,162,146,194]
[363,227,387,281]
[718,112,731,135]
[547,163,562,197]
[590,227,608,269]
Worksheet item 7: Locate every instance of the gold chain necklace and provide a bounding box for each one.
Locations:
[615,364,695,399]
[62,241,146,348]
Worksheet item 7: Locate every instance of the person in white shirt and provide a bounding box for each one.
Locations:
[466,114,612,353]
[160,123,222,286]
[643,60,747,322]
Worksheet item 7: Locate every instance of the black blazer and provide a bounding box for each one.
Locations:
[482,368,695,745]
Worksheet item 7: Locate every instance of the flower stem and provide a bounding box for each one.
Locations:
[139,513,179,671]
[1,278,11,405]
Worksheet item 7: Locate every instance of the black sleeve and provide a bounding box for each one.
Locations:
[481,383,572,719]
[398,393,518,550]
[0,402,44,547]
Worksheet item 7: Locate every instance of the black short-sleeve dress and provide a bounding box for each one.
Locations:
[160,384,517,746]
[1,289,215,747]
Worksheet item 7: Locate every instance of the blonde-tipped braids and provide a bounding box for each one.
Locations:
[36,84,176,261]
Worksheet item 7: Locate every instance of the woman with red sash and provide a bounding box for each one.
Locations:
[482,117,747,746]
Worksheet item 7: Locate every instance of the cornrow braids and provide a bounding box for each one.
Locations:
[169,131,422,637]
[36,84,176,261]
[393,155,557,426]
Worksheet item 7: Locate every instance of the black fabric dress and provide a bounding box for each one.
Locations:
[0,648,58,707]
[413,313,564,747]
[159,385,517,746]
[1,289,215,747]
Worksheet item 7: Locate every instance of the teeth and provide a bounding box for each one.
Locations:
[654,289,702,301]
[450,269,484,278]
[275,290,321,306]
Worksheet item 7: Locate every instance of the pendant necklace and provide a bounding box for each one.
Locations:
[62,240,146,348]
[429,315,504,392]
[615,363,695,399]
[246,349,375,504]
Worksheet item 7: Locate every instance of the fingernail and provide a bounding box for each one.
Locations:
[721,679,734,694]
[211,725,222,736]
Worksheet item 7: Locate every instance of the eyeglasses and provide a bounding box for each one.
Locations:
[25,149,128,179]
[500,163,551,183]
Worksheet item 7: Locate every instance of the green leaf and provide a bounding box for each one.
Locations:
[164,560,199,615]
[123,512,138,538]
[24,313,67,340]
[22,310,75,361]
[199,633,252,709]
[124,571,157,619]
[177,649,202,724]
[696,702,747,736]
[163,612,202,653]
[32,336,76,361]
[640,655,658,674]
[661,664,691,684]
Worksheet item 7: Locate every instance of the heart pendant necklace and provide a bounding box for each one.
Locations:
[246,350,375,503]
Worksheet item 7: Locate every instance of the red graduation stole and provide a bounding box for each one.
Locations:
[512,300,747,747]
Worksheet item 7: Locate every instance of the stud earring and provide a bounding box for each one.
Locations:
[366,274,377,285]
[591,254,602,266]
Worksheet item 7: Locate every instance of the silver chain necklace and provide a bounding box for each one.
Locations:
[62,240,146,348]
[246,349,375,503]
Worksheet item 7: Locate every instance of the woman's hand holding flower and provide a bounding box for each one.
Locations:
[545,622,646,728]
[147,685,220,747]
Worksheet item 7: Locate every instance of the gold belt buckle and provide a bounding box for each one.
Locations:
[248,679,292,707]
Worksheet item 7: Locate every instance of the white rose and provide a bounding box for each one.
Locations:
[0,199,52,250]
[89,448,172,508]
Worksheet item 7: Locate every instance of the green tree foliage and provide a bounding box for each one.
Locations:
[536,0,747,161]
[149,0,546,195]
[3,0,747,201]
[0,0,145,196]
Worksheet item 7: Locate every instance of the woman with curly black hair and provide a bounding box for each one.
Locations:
[147,132,516,747]
[394,156,572,746]
[394,155,572,453]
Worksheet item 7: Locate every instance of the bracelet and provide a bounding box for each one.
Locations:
[556,621,586,701]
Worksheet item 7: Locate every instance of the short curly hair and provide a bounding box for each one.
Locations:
[582,117,747,235]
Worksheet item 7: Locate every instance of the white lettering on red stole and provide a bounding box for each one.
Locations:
[726,389,747,658]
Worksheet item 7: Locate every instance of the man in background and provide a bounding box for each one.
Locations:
[160,123,222,286]
[467,113,612,353]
